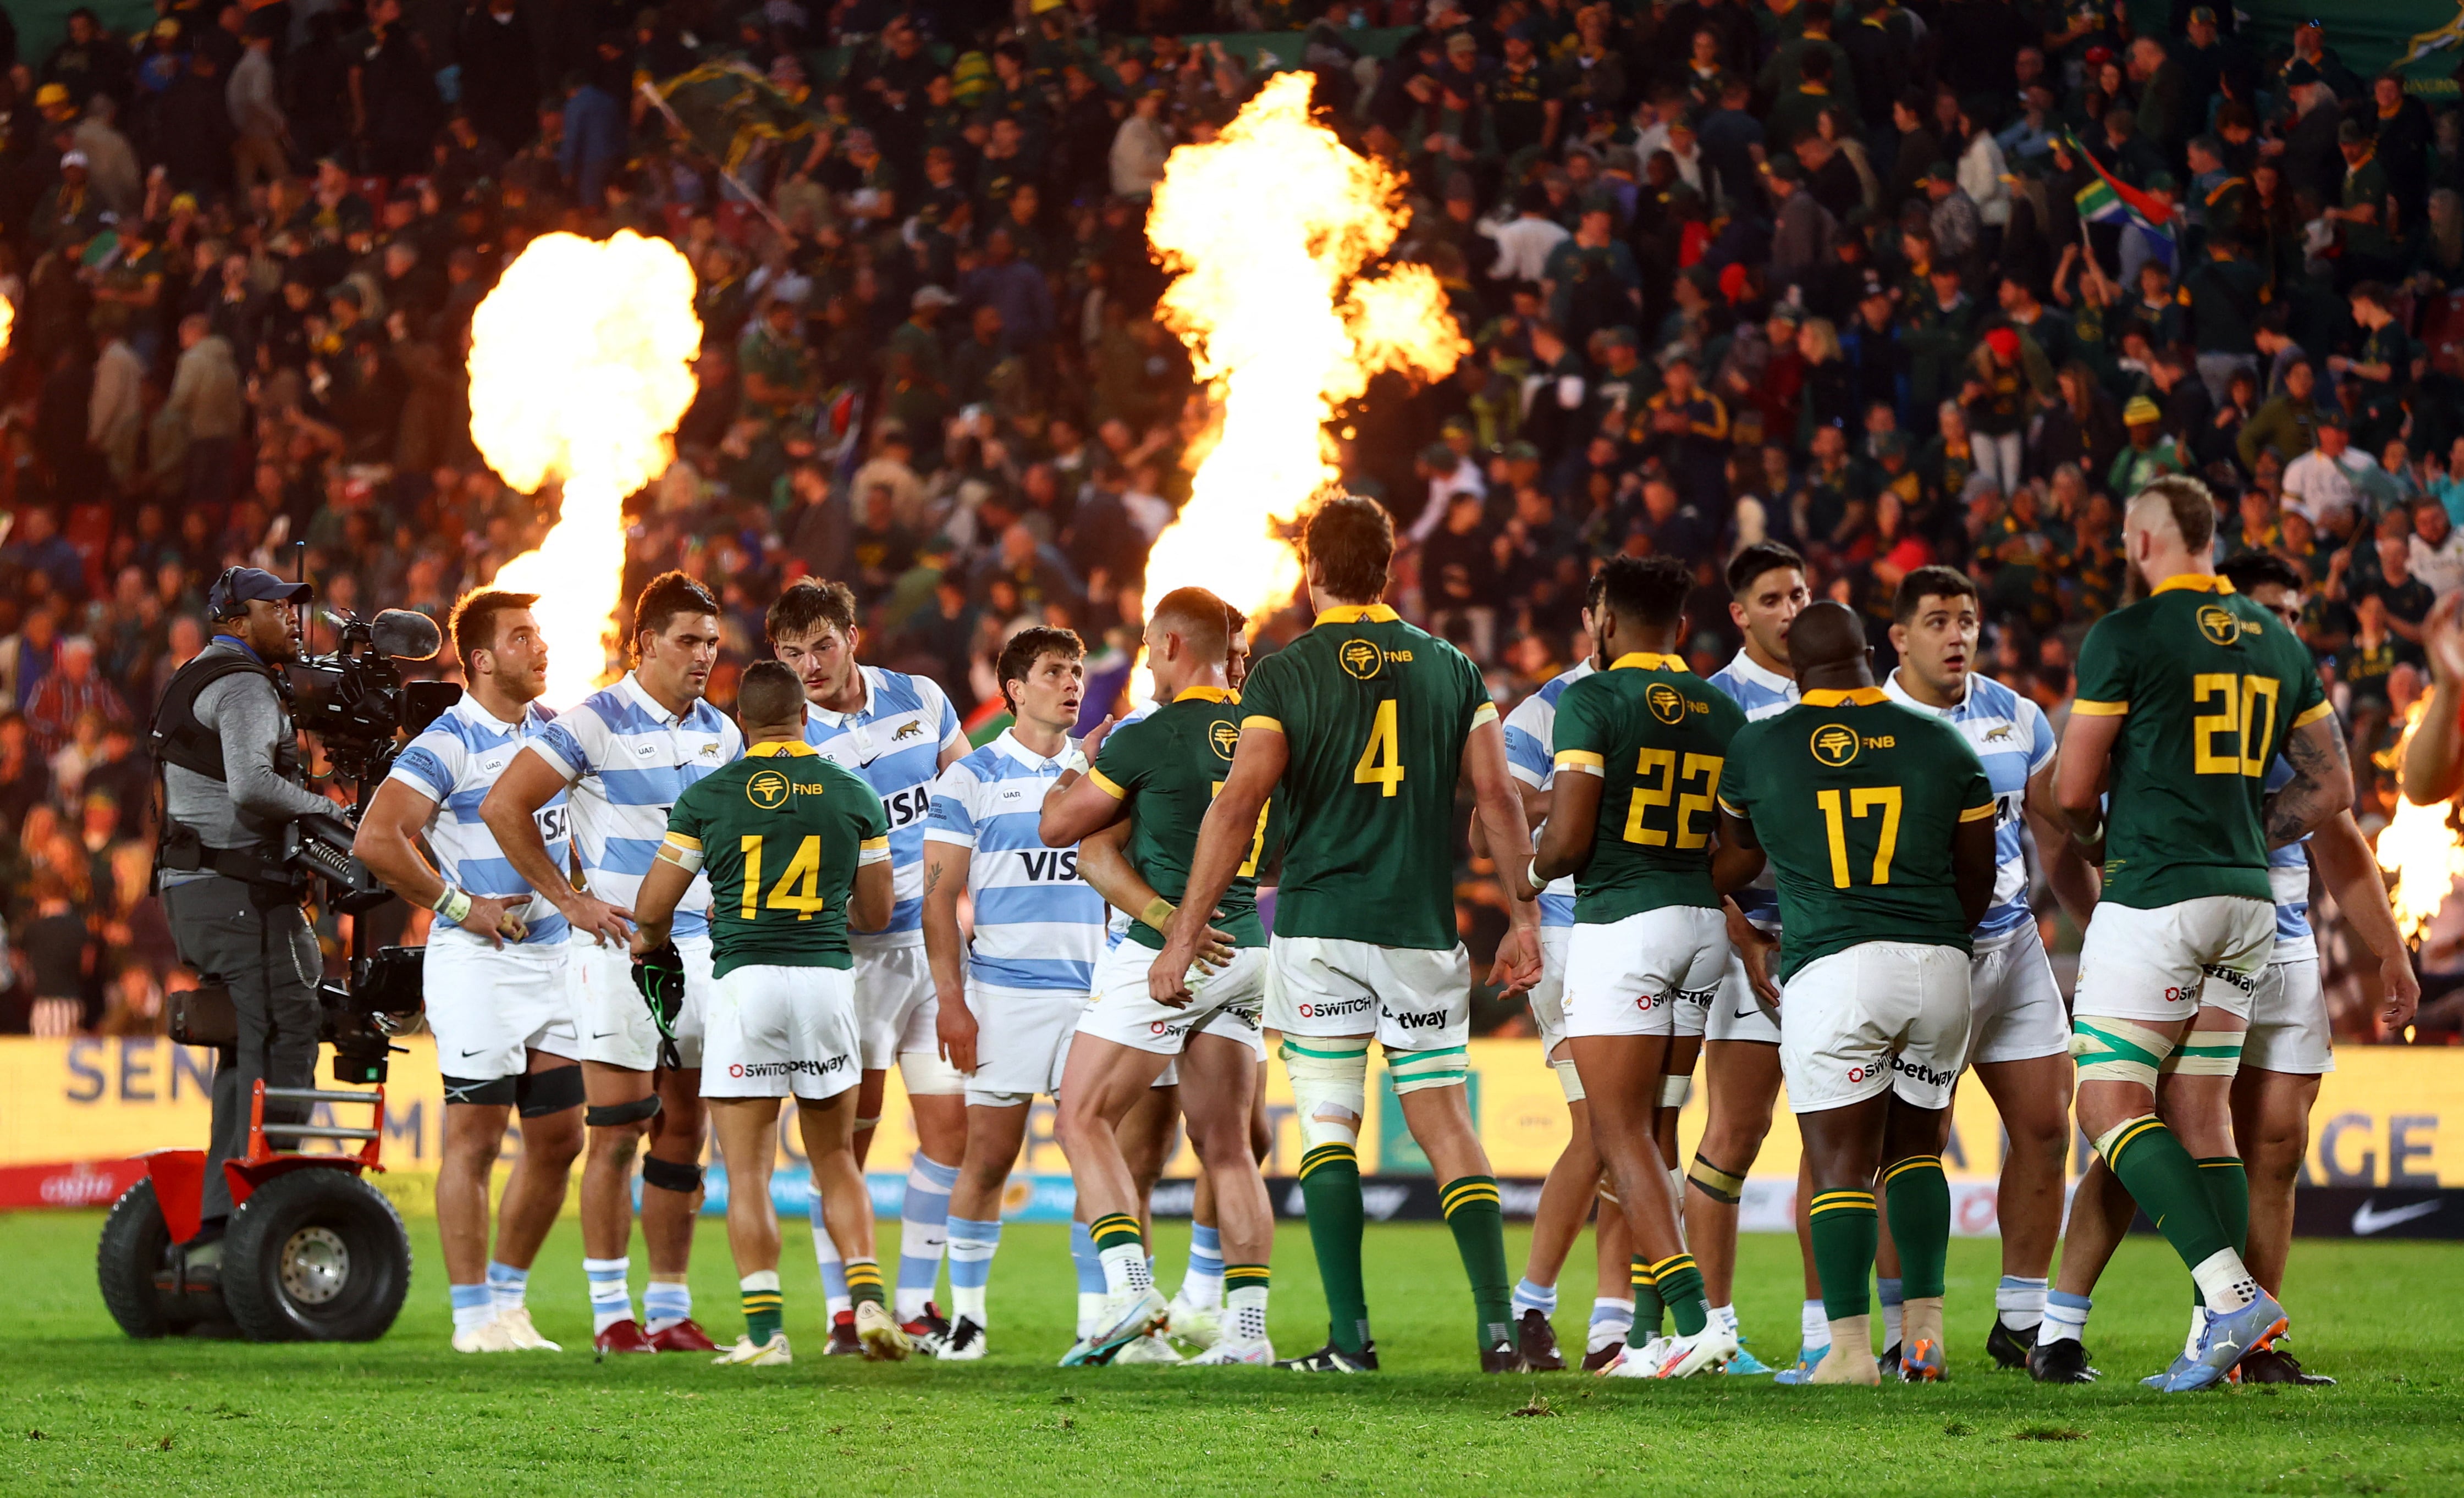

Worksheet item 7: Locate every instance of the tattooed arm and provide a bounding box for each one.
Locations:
[2263,713,2355,849]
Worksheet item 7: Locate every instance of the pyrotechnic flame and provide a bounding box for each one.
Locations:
[2377,698,2464,942]
[468,231,701,705]
[1139,71,1467,629]
[0,294,14,357]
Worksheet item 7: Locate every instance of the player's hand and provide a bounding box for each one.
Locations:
[562,893,635,948]
[1489,924,1542,997]
[1724,906,1780,1004]
[2424,592,2464,686]
[1148,939,1197,1009]
[936,994,981,1074]
[462,894,528,949]
[1078,713,1118,762]
[1193,923,1237,973]
[2381,950,2422,1032]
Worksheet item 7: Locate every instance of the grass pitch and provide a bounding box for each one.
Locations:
[2,1209,2454,1496]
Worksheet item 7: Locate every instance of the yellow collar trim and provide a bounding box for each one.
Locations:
[1609,652,1688,672]
[1174,685,1238,704]
[1801,687,1888,706]
[745,740,818,758]
[2152,573,2234,595]
[1315,603,1401,626]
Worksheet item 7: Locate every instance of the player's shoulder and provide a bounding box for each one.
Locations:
[940,742,999,784]
[867,664,945,715]
[1507,660,1592,727]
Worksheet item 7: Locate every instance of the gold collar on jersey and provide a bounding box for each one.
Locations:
[1608,652,1688,672]
[744,740,820,758]
[1314,603,1401,626]
[1173,686,1239,703]
[2151,573,2236,594]
[1800,687,1889,706]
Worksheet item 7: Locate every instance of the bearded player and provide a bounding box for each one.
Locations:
[1154,495,1544,1374]
[2052,476,2348,1392]
[767,580,973,1355]
[1041,587,1279,1366]
[482,572,741,1353]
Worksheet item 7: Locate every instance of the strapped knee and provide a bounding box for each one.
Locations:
[442,1074,517,1108]
[586,1093,663,1129]
[2158,1033,2245,1078]
[1658,1074,1694,1109]
[2069,1019,2170,1088]
[515,1064,585,1118]
[1387,1043,1469,1096]
[1280,1036,1369,1149]
[641,1154,704,1194]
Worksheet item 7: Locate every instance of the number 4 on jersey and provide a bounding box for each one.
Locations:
[1354,699,1404,797]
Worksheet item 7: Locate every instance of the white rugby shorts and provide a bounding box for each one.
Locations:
[851,938,940,1071]
[423,928,575,1081]
[1267,935,1470,1052]
[1081,939,1266,1059]
[699,963,861,1102]
[1779,941,1974,1114]
[573,929,713,1072]
[2243,957,2334,1075]
[1529,925,1572,1058]
[961,980,1088,1107]
[1707,932,1783,1046]
[1965,922,2071,1066]
[2073,896,2274,1025]
[1565,905,1729,1040]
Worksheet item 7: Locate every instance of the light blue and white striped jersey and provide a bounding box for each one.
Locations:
[2263,757,2314,961]
[802,665,969,947]
[527,672,742,941]
[387,695,572,947]
[1097,698,1160,950]
[924,729,1105,990]
[1883,670,2055,941]
[1706,649,1799,925]
[1504,661,1595,929]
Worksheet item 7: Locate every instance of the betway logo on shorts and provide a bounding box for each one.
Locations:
[1385,1007,1448,1030]
[1845,1052,1955,1089]
[1294,996,1374,1020]
[727,1054,853,1079]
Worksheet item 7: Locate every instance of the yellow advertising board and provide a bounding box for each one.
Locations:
[2,1035,2456,1206]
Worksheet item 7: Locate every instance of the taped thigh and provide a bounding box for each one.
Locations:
[2068,1017,2173,1087]
[1280,1035,1369,1148]
[898,1048,966,1096]
[1387,1042,1469,1096]
[1552,1058,1586,1103]
[2158,1029,2246,1078]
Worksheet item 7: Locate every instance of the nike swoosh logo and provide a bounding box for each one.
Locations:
[460,1048,483,1058]
[1732,1007,1761,1019]
[2351,1198,2443,1235]
[591,1031,619,1040]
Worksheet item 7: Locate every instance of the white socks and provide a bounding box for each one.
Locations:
[1996,1274,2049,1330]
[585,1257,632,1335]
[2190,1250,2260,1313]
[2037,1290,2092,1348]
[1799,1297,1828,1349]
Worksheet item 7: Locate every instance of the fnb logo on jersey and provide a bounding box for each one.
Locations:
[1340,639,1384,679]
[1646,683,1691,725]
[1210,720,1239,759]
[746,769,791,809]
[1294,996,1374,1020]
[1015,848,1081,881]
[1811,723,1861,766]
[2197,606,2243,646]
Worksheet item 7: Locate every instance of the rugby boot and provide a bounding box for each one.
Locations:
[2027,1339,2099,1384]
[1276,1340,1379,1372]
[1516,1308,1567,1372]
[856,1301,913,1361]
[592,1318,655,1356]
[1985,1317,2034,1370]
[712,1333,792,1366]
[941,1316,989,1361]
[648,1318,719,1353]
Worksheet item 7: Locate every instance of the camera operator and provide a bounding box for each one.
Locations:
[152,567,335,1254]
[352,589,583,1354]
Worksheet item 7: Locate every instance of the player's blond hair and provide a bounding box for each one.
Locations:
[2126,474,2217,554]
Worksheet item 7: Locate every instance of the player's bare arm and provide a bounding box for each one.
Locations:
[1716,810,1779,1001]
[848,856,894,934]
[2308,810,2421,1030]
[922,839,978,1073]
[1529,758,1599,884]
[1038,745,1129,847]
[1154,723,1285,1003]
[2403,592,2464,804]
[482,746,634,946]
[2262,714,2353,850]
[2022,758,2100,924]
[1076,821,1234,976]
[1464,715,1544,994]
[354,778,526,948]
[627,850,694,954]
[2053,707,2122,860]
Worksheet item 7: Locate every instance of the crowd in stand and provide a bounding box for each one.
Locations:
[2,0,2461,1041]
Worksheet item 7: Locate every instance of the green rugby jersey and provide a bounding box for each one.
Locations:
[660,740,891,978]
[1718,688,1995,981]
[2072,573,2331,909]
[1552,652,1747,924]
[1089,685,1267,951]
[1238,603,1496,949]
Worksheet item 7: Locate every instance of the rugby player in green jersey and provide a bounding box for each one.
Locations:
[2050,476,2351,1392]
[1155,495,1546,1373]
[1040,588,1279,1366]
[631,661,907,1366]
[1717,602,2000,1386]
[1530,556,1756,1378]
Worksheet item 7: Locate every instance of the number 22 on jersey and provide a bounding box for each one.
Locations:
[1622,750,1722,848]
[738,834,829,921]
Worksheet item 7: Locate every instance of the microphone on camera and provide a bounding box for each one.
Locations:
[370,609,444,662]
